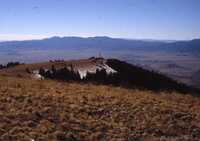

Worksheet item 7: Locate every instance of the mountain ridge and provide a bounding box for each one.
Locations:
[0,36,199,52]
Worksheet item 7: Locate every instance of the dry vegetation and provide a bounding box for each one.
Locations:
[0,59,102,78]
[0,75,200,141]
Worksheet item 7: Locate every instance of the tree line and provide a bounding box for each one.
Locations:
[0,62,21,69]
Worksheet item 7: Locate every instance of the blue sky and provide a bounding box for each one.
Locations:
[0,0,200,40]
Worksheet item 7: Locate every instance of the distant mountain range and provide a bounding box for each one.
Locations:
[0,36,199,53]
[0,36,199,88]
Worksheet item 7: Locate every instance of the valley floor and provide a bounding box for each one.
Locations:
[0,76,200,141]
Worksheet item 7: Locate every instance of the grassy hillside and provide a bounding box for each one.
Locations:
[1,76,200,141]
[1,58,199,95]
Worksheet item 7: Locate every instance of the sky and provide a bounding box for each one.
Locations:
[0,0,200,41]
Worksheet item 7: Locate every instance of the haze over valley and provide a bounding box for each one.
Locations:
[0,36,200,88]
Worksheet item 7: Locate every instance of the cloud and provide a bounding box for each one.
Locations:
[0,34,50,41]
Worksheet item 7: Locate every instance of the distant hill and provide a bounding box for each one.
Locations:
[192,70,200,88]
[106,59,200,94]
[1,58,199,94]
[0,36,162,50]
[0,36,199,53]
[162,39,200,53]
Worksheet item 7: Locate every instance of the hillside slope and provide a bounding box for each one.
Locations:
[1,76,200,141]
[106,59,200,94]
[1,58,199,94]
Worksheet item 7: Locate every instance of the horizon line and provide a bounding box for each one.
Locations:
[0,34,196,42]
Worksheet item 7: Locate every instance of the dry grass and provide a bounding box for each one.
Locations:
[0,59,102,78]
[0,76,200,141]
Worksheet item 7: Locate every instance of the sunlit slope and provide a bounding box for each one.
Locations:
[1,58,199,94]
[0,76,200,141]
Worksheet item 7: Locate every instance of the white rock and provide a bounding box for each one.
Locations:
[77,63,117,79]
[32,73,44,80]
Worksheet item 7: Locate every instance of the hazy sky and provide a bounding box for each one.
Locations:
[0,0,200,40]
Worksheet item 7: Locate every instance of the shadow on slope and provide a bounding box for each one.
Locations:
[106,59,200,94]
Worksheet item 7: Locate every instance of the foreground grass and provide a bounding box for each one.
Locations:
[0,76,200,141]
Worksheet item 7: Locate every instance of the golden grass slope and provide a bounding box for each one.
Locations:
[0,76,200,141]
